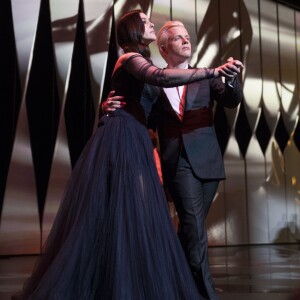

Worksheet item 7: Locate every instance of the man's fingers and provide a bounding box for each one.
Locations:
[235,61,244,68]
[220,64,238,76]
[107,90,116,97]
[226,57,244,69]
[112,96,125,101]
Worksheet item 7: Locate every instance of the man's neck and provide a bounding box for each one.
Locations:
[166,60,189,69]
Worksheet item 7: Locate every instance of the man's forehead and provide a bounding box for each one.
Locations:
[168,26,189,37]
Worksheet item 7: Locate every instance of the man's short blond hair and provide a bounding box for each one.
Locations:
[157,21,185,55]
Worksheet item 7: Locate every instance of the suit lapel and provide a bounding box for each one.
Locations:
[185,81,199,111]
[160,89,182,121]
[184,66,200,111]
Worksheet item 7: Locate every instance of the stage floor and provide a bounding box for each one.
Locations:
[1,244,300,300]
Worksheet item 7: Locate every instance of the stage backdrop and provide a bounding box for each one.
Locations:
[0,0,299,255]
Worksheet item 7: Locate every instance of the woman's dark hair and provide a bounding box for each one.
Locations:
[117,10,151,58]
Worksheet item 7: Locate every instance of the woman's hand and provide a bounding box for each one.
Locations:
[101,91,126,114]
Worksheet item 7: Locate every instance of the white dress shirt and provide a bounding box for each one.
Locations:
[163,64,188,120]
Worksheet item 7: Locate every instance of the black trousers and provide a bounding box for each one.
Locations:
[167,149,220,300]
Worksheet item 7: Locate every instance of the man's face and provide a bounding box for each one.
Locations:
[164,26,191,62]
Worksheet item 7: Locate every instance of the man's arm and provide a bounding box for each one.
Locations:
[211,76,243,108]
[211,57,244,108]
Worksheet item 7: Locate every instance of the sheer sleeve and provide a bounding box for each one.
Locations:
[122,54,215,87]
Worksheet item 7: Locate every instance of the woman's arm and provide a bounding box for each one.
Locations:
[117,53,242,87]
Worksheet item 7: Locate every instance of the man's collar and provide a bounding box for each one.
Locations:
[166,62,189,69]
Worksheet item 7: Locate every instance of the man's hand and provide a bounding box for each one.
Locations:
[101,91,125,114]
[214,57,244,79]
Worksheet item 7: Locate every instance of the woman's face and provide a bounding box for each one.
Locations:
[139,12,156,45]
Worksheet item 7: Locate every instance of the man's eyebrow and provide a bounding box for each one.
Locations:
[173,34,190,39]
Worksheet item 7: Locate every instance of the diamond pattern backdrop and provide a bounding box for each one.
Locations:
[0,0,299,255]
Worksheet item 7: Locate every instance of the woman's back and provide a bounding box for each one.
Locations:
[111,60,150,125]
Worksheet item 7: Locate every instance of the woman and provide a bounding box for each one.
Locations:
[18,10,239,300]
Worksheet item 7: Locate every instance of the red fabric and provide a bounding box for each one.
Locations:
[177,85,187,121]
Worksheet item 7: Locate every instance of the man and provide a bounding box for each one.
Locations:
[152,21,242,299]
[103,21,243,299]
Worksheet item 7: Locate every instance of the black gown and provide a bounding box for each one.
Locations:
[19,54,215,300]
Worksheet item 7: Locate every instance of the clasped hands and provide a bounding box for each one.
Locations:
[215,57,244,85]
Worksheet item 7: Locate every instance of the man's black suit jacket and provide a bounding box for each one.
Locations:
[149,71,243,185]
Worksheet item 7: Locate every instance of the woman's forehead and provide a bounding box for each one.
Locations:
[139,12,148,19]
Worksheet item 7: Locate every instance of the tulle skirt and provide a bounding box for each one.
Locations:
[19,109,201,300]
